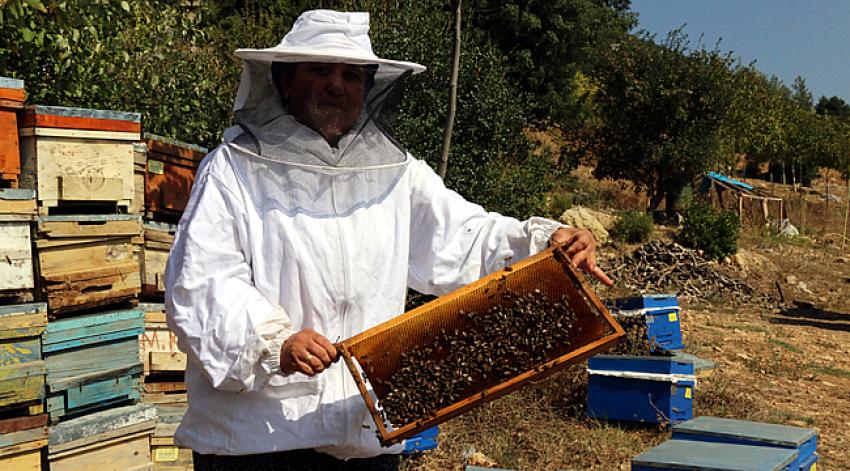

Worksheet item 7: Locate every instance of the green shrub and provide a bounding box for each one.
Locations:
[611,210,654,243]
[546,191,574,219]
[676,200,740,260]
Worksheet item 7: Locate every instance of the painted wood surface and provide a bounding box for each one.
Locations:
[132,143,147,213]
[0,109,21,185]
[143,133,207,157]
[0,418,47,456]
[48,430,153,471]
[46,370,141,422]
[45,336,141,387]
[0,303,46,340]
[141,323,182,375]
[145,161,197,216]
[48,403,156,446]
[36,237,140,312]
[38,215,142,238]
[0,361,45,408]
[19,130,135,209]
[0,437,45,471]
[0,222,34,292]
[0,77,25,89]
[0,190,36,217]
[20,113,141,133]
[25,105,140,123]
[0,87,25,103]
[43,308,143,351]
[0,414,47,435]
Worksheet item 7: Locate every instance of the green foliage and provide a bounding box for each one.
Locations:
[588,30,737,213]
[816,95,850,120]
[676,200,740,260]
[611,210,653,243]
[360,0,562,218]
[466,0,635,127]
[546,191,574,219]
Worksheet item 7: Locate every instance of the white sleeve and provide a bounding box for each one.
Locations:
[165,153,293,393]
[407,158,567,296]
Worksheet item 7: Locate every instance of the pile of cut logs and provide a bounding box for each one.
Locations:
[602,241,775,306]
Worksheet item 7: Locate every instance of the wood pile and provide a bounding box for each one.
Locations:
[603,241,775,305]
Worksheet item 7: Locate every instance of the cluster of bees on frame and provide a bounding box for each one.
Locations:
[372,288,582,426]
[607,315,656,356]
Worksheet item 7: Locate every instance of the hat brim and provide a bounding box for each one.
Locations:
[235,47,426,76]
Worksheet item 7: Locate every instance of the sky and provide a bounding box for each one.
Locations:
[629,0,850,104]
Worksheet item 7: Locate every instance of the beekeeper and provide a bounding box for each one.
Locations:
[165,9,611,470]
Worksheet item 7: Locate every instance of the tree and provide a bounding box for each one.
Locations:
[587,30,736,214]
[816,95,850,120]
[791,76,813,110]
[465,0,636,127]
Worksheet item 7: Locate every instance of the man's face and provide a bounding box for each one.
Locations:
[282,62,368,146]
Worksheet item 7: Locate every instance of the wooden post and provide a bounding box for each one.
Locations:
[437,0,462,180]
[825,168,830,211]
[800,192,806,236]
[843,177,849,250]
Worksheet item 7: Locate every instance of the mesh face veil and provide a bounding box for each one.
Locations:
[222,11,424,216]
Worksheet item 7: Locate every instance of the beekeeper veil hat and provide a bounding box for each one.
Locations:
[226,10,424,164]
[223,10,426,218]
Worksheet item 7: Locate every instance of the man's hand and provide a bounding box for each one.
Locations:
[280,328,338,376]
[550,227,614,287]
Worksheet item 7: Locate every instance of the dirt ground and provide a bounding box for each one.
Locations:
[400,175,850,470]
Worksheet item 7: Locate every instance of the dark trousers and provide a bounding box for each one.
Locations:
[192,449,401,471]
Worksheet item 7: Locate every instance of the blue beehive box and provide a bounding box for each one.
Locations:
[631,439,797,470]
[614,294,683,351]
[797,453,818,471]
[672,416,818,471]
[402,426,438,454]
[587,355,694,425]
[43,307,145,422]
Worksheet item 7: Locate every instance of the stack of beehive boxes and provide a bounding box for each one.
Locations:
[135,133,206,471]
[14,102,155,470]
[1,75,207,469]
[0,76,49,470]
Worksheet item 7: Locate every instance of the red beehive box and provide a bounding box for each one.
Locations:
[0,77,26,188]
[142,133,207,221]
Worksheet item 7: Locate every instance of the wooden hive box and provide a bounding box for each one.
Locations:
[143,133,207,221]
[36,214,142,313]
[43,307,144,422]
[150,405,193,470]
[47,403,156,471]
[141,221,176,300]
[18,105,141,215]
[0,189,36,303]
[140,303,186,405]
[0,303,47,421]
[0,417,47,471]
[0,77,25,189]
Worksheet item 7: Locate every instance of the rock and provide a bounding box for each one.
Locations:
[786,275,798,285]
[733,249,776,276]
[778,219,799,237]
[559,206,616,244]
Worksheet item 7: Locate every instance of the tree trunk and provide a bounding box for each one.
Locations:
[648,190,664,214]
[437,0,462,180]
[665,186,683,217]
[782,161,786,185]
[791,162,797,192]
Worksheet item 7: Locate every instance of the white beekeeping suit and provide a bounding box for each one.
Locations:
[165,9,565,459]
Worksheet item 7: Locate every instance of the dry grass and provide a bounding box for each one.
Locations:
[400,366,668,471]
